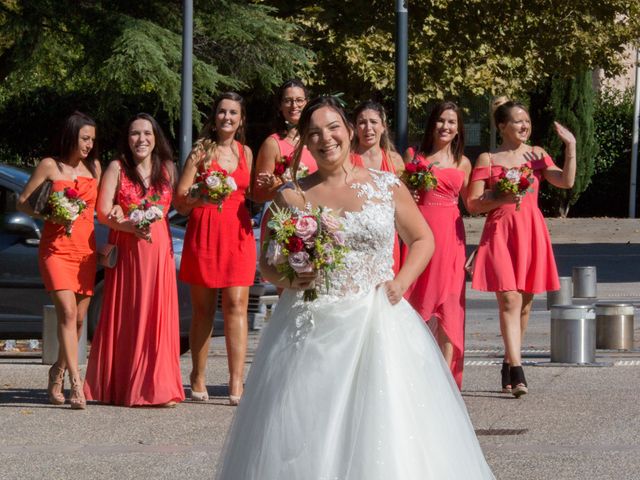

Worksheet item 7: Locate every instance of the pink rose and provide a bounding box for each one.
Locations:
[295,216,318,241]
[320,212,341,232]
[332,230,346,246]
[288,251,313,273]
[266,240,286,266]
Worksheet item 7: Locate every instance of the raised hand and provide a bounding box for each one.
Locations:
[553,121,576,146]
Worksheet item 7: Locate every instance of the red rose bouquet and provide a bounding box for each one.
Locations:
[274,154,309,183]
[45,187,87,236]
[264,204,348,301]
[401,160,438,192]
[189,169,237,212]
[127,194,164,242]
[495,166,534,211]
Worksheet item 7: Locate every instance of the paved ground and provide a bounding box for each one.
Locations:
[1,218,639,480]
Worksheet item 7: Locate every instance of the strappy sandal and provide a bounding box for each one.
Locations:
[69,374,86,410]
[47,363,66,405]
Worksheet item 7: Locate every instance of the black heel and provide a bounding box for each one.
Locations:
[509,366,528,398]
[500,361,511,394]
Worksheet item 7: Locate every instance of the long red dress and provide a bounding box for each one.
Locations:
[84,166,185,406]
[402,154,466,389]
[180,142,256,288]
[39,176,97,295]
[270,133,317,174]
[471,154,560,293]
[351,150,401,274]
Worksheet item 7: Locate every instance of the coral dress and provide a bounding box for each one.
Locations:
[39,176,97,295]
[270,133,317,174]
[402,156,466,389]
[351,151,401,274]
[180,142,256,288]
[471,155,560,293]
[84,167,185,406]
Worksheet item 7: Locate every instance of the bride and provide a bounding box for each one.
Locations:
[216,96,495,479]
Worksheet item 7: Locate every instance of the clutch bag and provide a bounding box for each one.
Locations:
[27,179,53,215]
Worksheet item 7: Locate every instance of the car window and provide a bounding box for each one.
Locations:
[0,184,18,214]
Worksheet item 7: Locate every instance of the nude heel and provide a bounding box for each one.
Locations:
[47,363,66,405]
[69,374,86,410]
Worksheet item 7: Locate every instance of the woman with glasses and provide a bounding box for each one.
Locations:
[252,79,317,202]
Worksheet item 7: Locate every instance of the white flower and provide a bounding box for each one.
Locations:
[68,204,80,215]
[144,209,157,221]
[130,209,145,224]
[205,175,221,189]
[505,168,522,183]
[148,206,163,219]
[59,197,72,209]
[225,177,237,191]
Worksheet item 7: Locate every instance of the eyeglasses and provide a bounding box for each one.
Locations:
[282,97,307,107]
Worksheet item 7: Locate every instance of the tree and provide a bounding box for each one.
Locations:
[0,0,314,163]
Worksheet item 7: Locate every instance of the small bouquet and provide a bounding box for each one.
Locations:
[273,154,309,182]
[128,194,164,242]
[495,166,534,211]
[189,169,237,212]
[265,204,348,301]
[46,187,87,237]
[401,160,438,192]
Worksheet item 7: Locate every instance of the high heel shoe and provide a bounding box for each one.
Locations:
[189,373,209,401]
[500,361,512,394]
[47,363,66,405]
[229,395,241,406]
[509,366,528,398]
[68,374,86,410]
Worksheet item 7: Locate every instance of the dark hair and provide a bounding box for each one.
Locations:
[492,98,529,127]
[418,101,465,164]
[352,100,397,156]
[291,96,353,182]
[199,92,247,146]
[59,111,98,177]
[273,79,309,137]
[120,113,173,195]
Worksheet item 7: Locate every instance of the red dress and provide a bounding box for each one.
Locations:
[84,166,184,406]
[471,155,560,293]
[351,150,401,274]
[270,133,317,173]
[402,154,466,389]
[39,177,97,295]
[180,142,256,288]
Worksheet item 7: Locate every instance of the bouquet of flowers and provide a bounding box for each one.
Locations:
[265,204,348,301]
[128,194,164,242]
[273,154,309,182]
[45,187,87,237]
[189,169,237,212]
[495,166,534,211]
[401,160,438,192]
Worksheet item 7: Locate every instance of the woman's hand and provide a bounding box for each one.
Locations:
[108,205,125,223]
[382,279,406,305]
[554,121,576,146]
[256,172,278,190]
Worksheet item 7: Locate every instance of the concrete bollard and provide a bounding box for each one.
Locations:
[42,305,87,365]
[572,266,597,298]
[547,276,572,310]
[595,303,635,350]
[550,304,596,364]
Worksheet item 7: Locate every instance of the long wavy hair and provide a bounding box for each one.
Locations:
[58,111,98,178]
[119,113,173,195]
[417,101,465,164]
[351,100,397,156]
[272,79,309,137]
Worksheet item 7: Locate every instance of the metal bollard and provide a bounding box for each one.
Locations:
[42,305,87,365]
[547,276,572,310]
[572,266,597,298]
[550,305,596,364]
[595,303,635,350]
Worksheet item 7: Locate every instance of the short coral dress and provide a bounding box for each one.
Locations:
[471,155,560,293]
[180,142,256,288]
[39,176,97,295]
[270,133,317,174]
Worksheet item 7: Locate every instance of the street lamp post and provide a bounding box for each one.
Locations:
[395,0,408,154]
[629,47,640,218]
[179,0,193,169]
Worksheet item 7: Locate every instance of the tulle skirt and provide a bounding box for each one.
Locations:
[216,287,494,479]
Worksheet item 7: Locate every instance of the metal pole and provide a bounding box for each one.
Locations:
[179,0,194,169]
[395,0,408,154]
[629,47,640,218]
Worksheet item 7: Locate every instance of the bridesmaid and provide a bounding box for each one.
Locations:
[176,92,256,405]
[402,101,471,389]
[351,100,404,174]
[18,111,101,409]
[467,97,576,397]
[253,79,317,201]
[84,113,184,407]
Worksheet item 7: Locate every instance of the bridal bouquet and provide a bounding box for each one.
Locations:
[265,204,348,301]
[273,153,309,182]
[495,166,534,211]
[128,194,164,242]
[401,160,438,192]
[189,169,237,211]
[46,187,87,237]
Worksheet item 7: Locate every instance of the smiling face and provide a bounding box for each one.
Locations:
[355,109,385,149]
[75,125,96,160]
[433,108,458,146]
[305,106,353,167]
[500,107,531,143]
[128,119,155,162]
[215,99,243,136]
[280,86,307,125]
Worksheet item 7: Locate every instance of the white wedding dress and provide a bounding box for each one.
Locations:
[216,171,495,479]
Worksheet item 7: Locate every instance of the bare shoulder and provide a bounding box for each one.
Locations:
[459,155,472,173]
[92,159,102,177]
[274,186,305,210]
[531,145,550,158]
[474,152,491,167]
[37,157,59,174]
[243,144,253,163]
